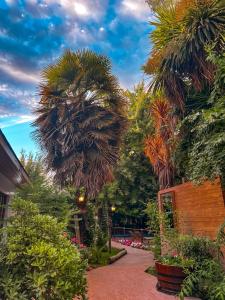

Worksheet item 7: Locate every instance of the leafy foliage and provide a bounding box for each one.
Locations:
[172,234,220,262]
[98,83,158,226]
[163,232,225,300]
[180,259,225,300]
[34,49,127,198]
[0,198,86,300]
[145,97,178,188]
[145,201,160,234]
[175,52,225,182]
[145,0,225,184]
[158,255,194,268]
[145,0,225,111]
[17,152,73,223]
[83,246,120,267]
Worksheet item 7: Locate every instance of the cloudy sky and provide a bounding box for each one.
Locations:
[0,0,153,155]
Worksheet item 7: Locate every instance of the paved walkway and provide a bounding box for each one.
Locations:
[87,241,198,300]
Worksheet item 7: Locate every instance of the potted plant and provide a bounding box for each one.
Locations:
[155,254,194,294]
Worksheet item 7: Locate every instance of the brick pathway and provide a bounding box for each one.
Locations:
[87,241,198,300]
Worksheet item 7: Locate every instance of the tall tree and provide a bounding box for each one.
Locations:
[34,50,127,198]
[144,0,225,111]
[144,0,225,185]
[99,83,158,227]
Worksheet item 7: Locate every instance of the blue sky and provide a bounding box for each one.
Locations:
[0,0,153,156]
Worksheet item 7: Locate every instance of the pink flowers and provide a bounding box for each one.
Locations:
[71,236,79,244]
[71,236,86,249]
[119,239,132,246]
[117,239,148,250]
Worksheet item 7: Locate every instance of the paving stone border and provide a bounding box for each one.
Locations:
[108,248,127,264]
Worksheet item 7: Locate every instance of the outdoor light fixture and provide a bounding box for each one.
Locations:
[78,195,85,203]
[111,205,116,212]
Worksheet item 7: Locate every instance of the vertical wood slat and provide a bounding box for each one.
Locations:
[158,178,225,240]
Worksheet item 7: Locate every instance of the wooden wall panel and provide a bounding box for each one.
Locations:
[158,179,225,240]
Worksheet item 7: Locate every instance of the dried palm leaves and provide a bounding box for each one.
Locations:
[34,50,127,198]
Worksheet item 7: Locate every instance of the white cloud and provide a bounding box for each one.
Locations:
[0,61,40,84]
[44,0,107,21]
[66,23,95,45]
[0,84,8,92]
[0,114,36,129]
[5,0,17,5]
[118,0,150,20]
[0,87,38,117]
[109,18,118,31]
[74,2,89,16]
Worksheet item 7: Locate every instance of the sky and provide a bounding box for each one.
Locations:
[0,0,153,156]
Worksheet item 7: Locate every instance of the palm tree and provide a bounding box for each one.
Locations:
[34,50,127,198]
[145,97,178,189]
[144,0,225,111]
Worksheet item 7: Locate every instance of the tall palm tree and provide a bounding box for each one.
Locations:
[34,50,127,198]
[144,0,225,111]
[145,97,178,189]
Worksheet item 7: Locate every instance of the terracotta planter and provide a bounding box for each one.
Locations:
[155,261,186,294]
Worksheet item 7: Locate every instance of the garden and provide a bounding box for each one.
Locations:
[0,0,225,299]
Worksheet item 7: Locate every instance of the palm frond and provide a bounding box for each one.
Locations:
[33,49,128,198]
[144,0,225,111]
[144,97,178,188]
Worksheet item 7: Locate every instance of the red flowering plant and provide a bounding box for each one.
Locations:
[71,236,86,249]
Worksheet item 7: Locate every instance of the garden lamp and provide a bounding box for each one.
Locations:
[78,195,85,203]
[111,205,116,212]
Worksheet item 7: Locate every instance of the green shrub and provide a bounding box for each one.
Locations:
[172,235,219,262]
[178,234,225,300]
[150,235,161,259]
[145,201,160,234]
[158,255,194,269]
[0,198,87,300]
[180,259,225,300]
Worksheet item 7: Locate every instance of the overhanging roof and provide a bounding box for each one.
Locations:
[0,129,29,193]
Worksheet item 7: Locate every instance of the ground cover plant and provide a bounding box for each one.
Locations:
[86,247,121,268]
[0,198,87,300]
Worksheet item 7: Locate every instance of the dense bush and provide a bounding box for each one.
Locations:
[0,198,87,300]
[172,235,219,262]
[175,51,225,184]
[180,258,225,300]
[175,234,225,300]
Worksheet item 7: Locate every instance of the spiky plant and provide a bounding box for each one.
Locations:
[144,0,225,111]
[34,50,127,198]
[145,97,178,189]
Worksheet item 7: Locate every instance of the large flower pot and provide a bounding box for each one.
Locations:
[155,261,186,294]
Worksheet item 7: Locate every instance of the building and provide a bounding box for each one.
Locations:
[0,129,29,226]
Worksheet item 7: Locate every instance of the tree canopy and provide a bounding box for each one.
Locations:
[144,1,225,186]
[34,50,127,199]
[99,83,158,226]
